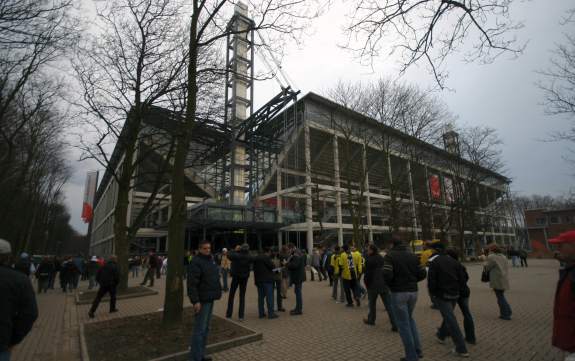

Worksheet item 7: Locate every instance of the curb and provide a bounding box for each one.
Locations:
[78,315,262,361]
[75,287,158,305]
[79,324,91,361]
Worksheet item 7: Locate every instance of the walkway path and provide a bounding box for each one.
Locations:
[12,258,564,361]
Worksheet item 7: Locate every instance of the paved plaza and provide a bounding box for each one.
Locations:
[13,259,565,361]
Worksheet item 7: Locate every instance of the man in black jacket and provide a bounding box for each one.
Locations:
[383,237,427,361]
[363,244,397,331]
[187,240,221,361]
[88,255,120,318]
[428,244,470,357]
[226,244,251,320]
[0,239,38,361]
[436,248,476,346]
[286,243,306,315]
[253,248,278,319]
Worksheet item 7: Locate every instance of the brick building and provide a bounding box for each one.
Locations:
[525,208,575,256]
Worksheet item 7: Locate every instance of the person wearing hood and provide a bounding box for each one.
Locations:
[226,244,252,320]
[0,239,38,361]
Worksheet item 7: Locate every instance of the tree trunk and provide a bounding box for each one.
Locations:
[114,134,138,291]
[163,12,199,326]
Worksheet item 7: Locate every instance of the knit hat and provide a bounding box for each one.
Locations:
[0,239,11,254]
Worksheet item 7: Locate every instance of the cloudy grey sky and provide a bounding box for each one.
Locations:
[65,0,575,234]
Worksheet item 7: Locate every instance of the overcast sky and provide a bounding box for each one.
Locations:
[65,0,575,234]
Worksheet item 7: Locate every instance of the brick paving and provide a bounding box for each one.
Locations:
[12,259,565,361]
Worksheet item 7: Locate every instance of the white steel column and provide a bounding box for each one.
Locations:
[230,3,250,205]
[407,160,419,240]
[277,168,283,248]
[333,135,343,246]
[304,124,314,254]
[424,165,435,239]
[362,145,373,243]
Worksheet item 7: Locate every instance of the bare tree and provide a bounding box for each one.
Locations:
[538,9,575,169]
[164,0,322,325]
[325,79,450,246]
[438,125,506,256]
[0,0,78,179]
[343,0,524,88]
[72,0,209,290]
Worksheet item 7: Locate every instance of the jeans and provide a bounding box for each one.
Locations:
[391,292,422,361]
[48,272,56,289]
[367,289,397,328]
[293,282,303,312]
[0,350,10,361]
[142,267,155,286]
[511,256,519,267]
[226,277,248,318]
[520,257,528,267]
[89,285,117,314]
[257,282,275,318]
[72,274,80,289]
[274,279,283,310]
[343,278,360,305]
[189,302,213,361]
[494,289,512,319]
[327,271,334,286]
[88,274,97,290]
[221,268,229,291]
[435,298,468,354]
[457,297,476,342]
[37,277,49,293]
[131,266,139,278]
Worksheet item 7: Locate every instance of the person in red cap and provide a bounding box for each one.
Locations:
[549,230,575,361]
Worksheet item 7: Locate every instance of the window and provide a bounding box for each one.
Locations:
[550,216,561,224]
[565,215,573,224]
[536,217,546,225]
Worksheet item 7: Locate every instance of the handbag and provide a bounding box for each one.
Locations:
[481,267,490,283]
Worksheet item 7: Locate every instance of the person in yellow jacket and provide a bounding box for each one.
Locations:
[351,246,367,299]
[340,244,362,307]
[330,246,345,303]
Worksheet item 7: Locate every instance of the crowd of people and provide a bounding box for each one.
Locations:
[0,230,573,361]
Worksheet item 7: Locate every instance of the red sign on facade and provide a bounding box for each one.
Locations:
[429,174,441,200]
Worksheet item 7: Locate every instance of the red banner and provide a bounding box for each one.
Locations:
[81,171,99,223]
[429,175,441,200]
